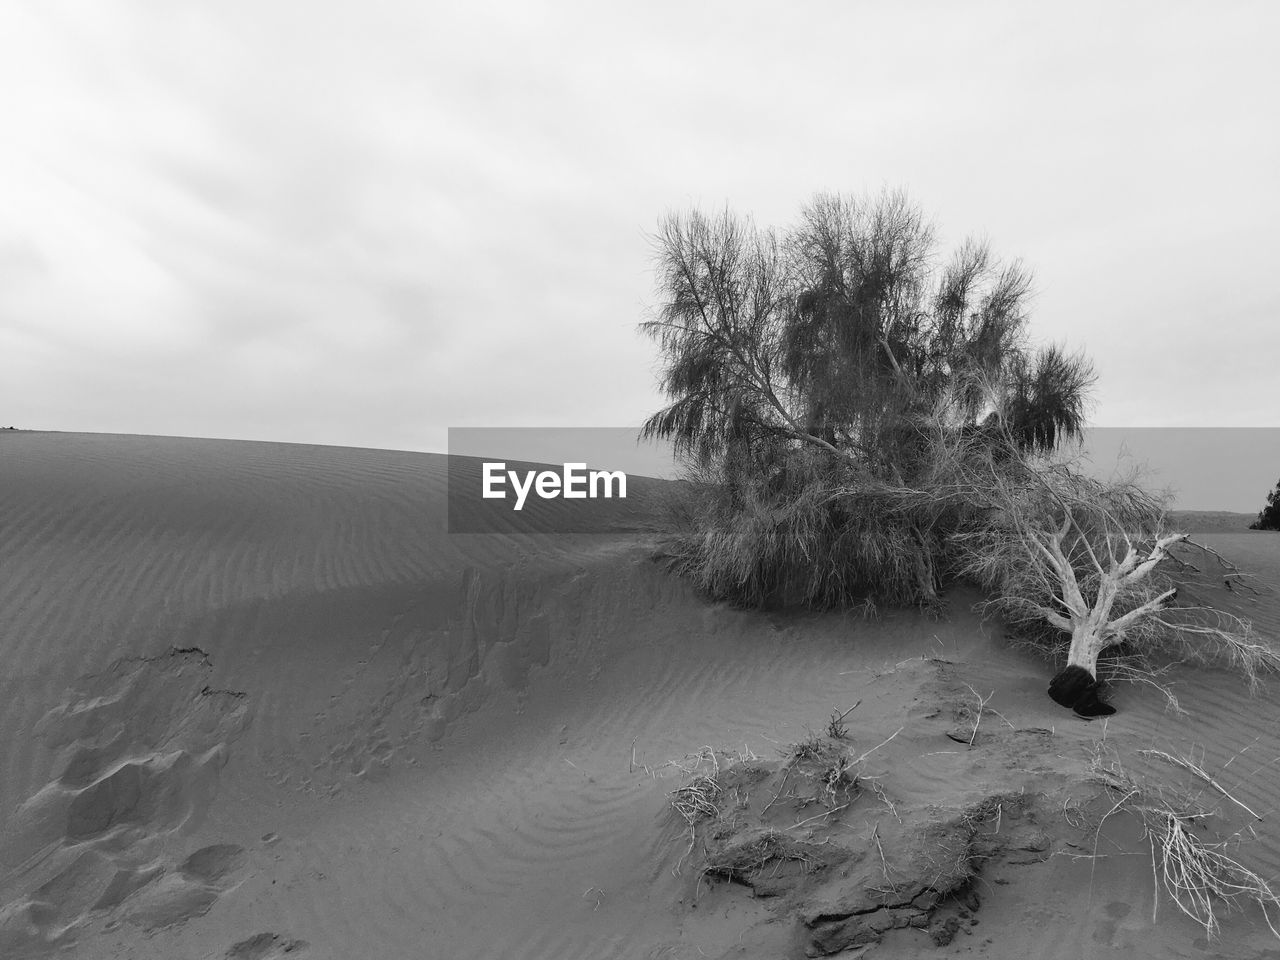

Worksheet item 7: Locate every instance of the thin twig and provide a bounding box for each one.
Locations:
[1140,749,1264,822]
[834,701,862,723]
[854,727,904,765]
[962,684,993,745]
[788,802,851,831]
[872,823,897,893]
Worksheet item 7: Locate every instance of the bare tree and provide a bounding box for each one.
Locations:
[957,459,1278,714]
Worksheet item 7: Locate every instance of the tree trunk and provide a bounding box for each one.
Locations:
[911,527,940,606]
[1065,619,1107,677]
[1028,522,1183,717]
[1047,622,1115,717]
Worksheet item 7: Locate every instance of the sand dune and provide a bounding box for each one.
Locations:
[1169,510,1264,534]
[1,432,1278,958]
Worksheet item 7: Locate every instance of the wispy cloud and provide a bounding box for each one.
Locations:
[1,0,1277,450]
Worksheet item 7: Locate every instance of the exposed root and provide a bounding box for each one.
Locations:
[1089,745,1280,941]
[1148,811,1280,939]
[1139,748,1264,822]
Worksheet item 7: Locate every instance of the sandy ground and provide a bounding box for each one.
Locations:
[1,432,1278,959]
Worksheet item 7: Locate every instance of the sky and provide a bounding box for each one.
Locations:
[1,2,1277,506]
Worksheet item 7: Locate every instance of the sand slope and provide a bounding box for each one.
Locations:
[1,432,1278,959]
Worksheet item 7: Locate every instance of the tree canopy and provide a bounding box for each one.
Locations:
[642,191,1093,475]
[1250,479,1280,531]
[640,191,1095,608]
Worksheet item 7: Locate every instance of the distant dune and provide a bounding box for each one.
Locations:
[1169,509,1262,533]
[2,432,1279,959]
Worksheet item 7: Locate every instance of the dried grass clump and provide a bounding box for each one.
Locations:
[781,728,903,817]
[655,446,957,611]
[670,775,724,829]
[703,828,822,884]
[819,756,856,809]
[665,747,728,829]
[788,736,844,765]
[827,701,859,740]
[665,749,728,876]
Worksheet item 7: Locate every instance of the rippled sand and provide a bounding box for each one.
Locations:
[2,432,1278,958]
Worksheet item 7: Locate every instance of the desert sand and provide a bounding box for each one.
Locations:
[1,431,1278,959]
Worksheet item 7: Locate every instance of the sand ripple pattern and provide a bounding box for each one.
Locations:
[3,434,1279,959]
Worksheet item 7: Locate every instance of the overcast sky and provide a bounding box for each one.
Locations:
[2,3,1277,481]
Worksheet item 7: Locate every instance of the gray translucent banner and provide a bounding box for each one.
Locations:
[446,426,1278,533]
[1073,428,1278,515]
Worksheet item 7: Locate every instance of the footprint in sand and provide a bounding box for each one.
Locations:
[121,844,248,930]
[225,931,311,959]
[0,650,251,953]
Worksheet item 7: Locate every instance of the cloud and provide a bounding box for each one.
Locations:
[1,0,1277,458]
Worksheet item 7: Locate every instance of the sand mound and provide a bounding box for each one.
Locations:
[665,662,1093,956]
[0,432,1278,959]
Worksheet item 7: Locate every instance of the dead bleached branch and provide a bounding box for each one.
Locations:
[955,454,1279,709]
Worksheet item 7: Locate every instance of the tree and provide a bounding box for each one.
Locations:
[641,191,1094,607]
[641,190,1277,714]
[954,457,1276,714]
[1249,479,1280,531]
